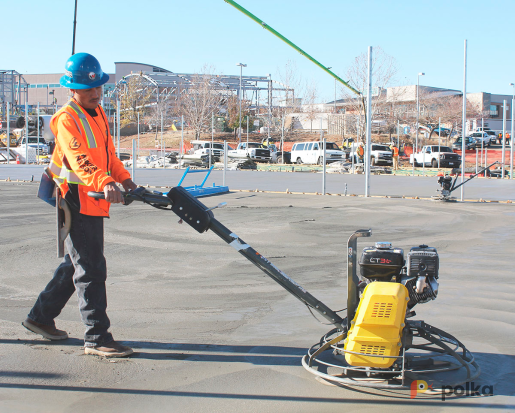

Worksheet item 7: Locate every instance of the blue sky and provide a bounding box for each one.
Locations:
[4,0,515,101]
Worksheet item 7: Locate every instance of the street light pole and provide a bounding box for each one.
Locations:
[268,74,272,141]
[510,83,515,179]
[502,100,506,179]
[365,46,373,197]
[416,72,425,154]
[461,39,467,201]
[72,0,78,55]
[236,63,247,144]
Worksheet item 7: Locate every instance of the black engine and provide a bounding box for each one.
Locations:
[359,242,439,309]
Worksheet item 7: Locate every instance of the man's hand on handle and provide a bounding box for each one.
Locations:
[121,179,137,193]
[103,182,123,204]
[103,179,137,204]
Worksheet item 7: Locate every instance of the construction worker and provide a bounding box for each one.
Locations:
[23,53,137,358]
[392,144,399,170]
[357,143,364,163]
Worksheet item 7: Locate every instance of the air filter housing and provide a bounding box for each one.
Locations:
[406,245,439,279]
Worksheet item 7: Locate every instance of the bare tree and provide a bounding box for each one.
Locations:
[178,65,223,139]
[302,80,320,133]
[342,47,398,142]
[117,74,154,127]
[147,97,174,144]
[276,60,301,114]
[418,93,486,145]
[225,94,252,136]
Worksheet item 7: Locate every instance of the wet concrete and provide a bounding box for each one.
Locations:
[0,182,514,412]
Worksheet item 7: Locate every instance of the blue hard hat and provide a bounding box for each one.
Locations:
[60,53,110,89]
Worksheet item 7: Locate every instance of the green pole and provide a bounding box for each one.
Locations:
[224,0,361,96]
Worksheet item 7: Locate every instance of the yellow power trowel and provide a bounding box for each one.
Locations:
[302,230,479,389]
[87,188,480,391]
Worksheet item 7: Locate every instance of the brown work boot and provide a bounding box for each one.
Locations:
[84,341,134,358]
[22,318,69,341]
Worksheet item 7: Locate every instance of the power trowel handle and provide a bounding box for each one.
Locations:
[87,187,173,207]
[89,186,346,329]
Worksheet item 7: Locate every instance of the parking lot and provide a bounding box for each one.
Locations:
[2,164,515,202]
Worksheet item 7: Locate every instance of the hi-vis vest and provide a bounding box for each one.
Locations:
[48,99,130,217]
[392,147,399,157]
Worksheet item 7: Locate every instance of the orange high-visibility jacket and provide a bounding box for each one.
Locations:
[393,147,399,157]
[48,99,130,216]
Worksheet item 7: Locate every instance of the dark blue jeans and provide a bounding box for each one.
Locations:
[28,206,113,347]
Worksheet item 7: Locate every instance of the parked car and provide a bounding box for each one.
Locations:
[268,144,291,164]
[468,132,493,146]
[484,130,497,142]
[409,145,461,168]
[452,137,476,151]
[0,130,18,146]
[17,136,49,154]
[189,140,225,161]
[227,142,272,162]
[341,138,354,149]
[433,127,451,137]
[349,143,393,166]
[290,141,345,164]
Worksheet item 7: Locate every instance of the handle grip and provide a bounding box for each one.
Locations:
[87,188,171,207]
[87,191,106,199]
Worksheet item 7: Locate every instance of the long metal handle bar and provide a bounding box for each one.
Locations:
[224,0,360,96]
[208,218,345,329]
[347,229,372,330]
[88,189,346,329]
[450,161,499,193]
[88,190,172,206]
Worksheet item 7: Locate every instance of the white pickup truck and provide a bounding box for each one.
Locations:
[227,142,272,163]
[350,143,393,166]
[409,145,461,168]
[17,136,49,155]
[190,140,225,161]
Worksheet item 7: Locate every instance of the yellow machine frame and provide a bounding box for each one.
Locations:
[344,282,409,368]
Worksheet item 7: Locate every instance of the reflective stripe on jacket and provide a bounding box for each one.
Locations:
[49,99,130,216]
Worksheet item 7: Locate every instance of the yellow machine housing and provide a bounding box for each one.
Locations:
[344,281,409,368]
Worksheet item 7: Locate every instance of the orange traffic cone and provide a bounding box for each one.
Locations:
[16,155,20,164]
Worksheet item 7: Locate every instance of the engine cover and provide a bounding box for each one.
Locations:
[359,243,404,280]
[407,245,439,279]
[344,281,409,368]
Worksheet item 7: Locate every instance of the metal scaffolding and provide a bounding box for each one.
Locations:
[110,71,293,112]
[0,70,28,116]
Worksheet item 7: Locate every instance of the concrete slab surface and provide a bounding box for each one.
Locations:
[0,182,514,412]
[2,164,515,201]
